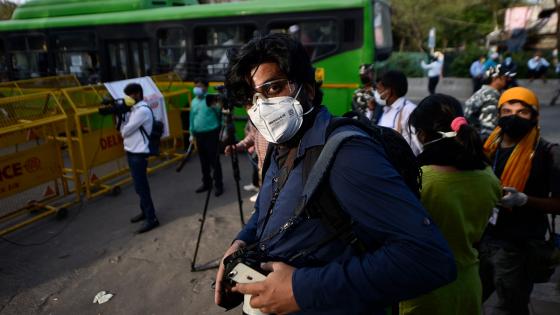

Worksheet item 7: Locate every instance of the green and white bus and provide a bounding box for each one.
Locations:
[0,0,392,114]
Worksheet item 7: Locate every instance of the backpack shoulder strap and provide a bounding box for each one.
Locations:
[295,129,369,215]
[289,126,371,258]
[138,105,154,142]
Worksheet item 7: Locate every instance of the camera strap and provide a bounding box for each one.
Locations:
[257,147,298,241]
[252,130,370,259]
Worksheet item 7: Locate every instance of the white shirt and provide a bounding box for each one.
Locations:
[527,57,550,70]
[120,101,153,154]
[365,108,374,120]
[378,97,422,155]
[421,60,443,78]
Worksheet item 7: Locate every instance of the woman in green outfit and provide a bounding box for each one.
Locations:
[400,94,501,315]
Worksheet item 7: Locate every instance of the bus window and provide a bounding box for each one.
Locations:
[54,33,100,84]
[373,0,393,61]
[193,24,256,78]
[0,40,7,82]
[8,35,49,79]
[269,20,338,61]
[157,28,186,78]
[107,40,150,81]
[108,42,128,80]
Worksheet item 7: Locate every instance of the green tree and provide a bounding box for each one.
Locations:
[0,0,17,20]
[392,0,522,52]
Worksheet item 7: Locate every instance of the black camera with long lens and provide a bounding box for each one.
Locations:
[98,96,132,116]
[218,248,270,310]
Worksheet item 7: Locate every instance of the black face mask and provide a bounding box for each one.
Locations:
[498,115,536,140]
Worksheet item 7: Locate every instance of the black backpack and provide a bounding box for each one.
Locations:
[139,105,164,156]
[262,116,421,253]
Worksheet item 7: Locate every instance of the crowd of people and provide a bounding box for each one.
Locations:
[209,34,560,315]
[116,33,559,314]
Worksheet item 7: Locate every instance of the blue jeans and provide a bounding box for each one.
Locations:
[127,152,157,223]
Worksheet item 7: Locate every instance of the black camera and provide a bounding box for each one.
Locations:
[98,96,132,116]
[218,248,270,310]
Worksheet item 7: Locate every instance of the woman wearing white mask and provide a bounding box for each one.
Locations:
[400,93,501,315]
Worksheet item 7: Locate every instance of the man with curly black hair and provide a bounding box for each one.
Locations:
[214,33,456,315]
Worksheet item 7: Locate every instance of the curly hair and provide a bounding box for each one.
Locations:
[225,33,323,107]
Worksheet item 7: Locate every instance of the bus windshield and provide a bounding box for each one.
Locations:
[374,0,393,61]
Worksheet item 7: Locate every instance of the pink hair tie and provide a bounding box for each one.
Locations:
[451,117,468,132]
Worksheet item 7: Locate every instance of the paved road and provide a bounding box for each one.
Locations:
[0,103,559,315]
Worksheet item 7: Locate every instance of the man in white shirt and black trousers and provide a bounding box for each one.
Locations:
[122,83,159,234]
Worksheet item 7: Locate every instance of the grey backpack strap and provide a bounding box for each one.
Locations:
[288,130,370,262]
[294,130,368,217]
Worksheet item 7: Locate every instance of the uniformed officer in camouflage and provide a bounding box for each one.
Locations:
[352,64,376,121]
[464,64,516,140]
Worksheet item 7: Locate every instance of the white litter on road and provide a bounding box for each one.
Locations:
[93,291,114,304]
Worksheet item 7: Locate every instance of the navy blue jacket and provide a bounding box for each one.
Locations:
[236,107,456,315]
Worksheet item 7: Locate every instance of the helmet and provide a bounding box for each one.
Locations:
[486,64,516,79]
[498,87,539,112]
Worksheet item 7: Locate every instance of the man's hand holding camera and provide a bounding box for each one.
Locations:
[232,261,300,315]
[215,240,246,306]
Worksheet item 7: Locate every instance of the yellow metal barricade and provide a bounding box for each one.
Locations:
[0,82,23,98]
[60,85,129,199]
[61,81,190,200]
[151,73,193,173]
[0,92,80,237]
[0,75,81,98]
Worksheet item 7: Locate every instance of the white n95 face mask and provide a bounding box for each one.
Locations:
[248,86,309,144]
[373,90,387,106]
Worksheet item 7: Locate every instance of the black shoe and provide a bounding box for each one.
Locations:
[136,220,159,234]
[214,186,223,197]
[130,213,145,223]
[195,185,210,193]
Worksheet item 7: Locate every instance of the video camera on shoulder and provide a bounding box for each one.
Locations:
[98,95,135,116]
[219,248,270,314]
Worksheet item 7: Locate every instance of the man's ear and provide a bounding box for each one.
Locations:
[416,129,426,144]
[303,83,315,104]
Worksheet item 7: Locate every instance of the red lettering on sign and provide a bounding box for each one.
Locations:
[0,162,24,182]
[24,157,41,173]
[99,134,123,151]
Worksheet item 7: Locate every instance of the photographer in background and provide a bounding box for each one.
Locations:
[189,78,223,197]
[214,33,456,315]
[122,83,160,234]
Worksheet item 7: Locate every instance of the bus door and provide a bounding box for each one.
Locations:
[106,40,151,81]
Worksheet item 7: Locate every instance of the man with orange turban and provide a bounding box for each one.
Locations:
[479,86,560,315]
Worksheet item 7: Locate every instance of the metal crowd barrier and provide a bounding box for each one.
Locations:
[152,72,192,149]
[59,85,131,199]
[0,75,81,98]
[0,92,80,237]
[59,77,190,200]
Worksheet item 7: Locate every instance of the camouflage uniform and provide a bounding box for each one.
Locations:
[464,85,500,139]
[352,86,374,116]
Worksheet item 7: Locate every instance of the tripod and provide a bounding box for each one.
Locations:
[190,107,245,272]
